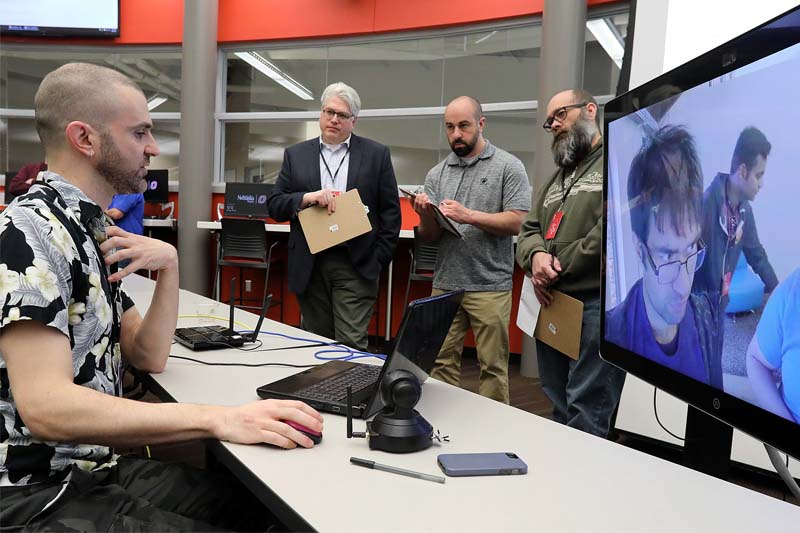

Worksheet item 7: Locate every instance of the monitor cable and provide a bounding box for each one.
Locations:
[653,387,685,442]
[764,444,800,502]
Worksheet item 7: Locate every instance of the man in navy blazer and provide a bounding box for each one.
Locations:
[268,82,401,350]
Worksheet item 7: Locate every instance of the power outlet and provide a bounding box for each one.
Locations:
[245,279,252,293]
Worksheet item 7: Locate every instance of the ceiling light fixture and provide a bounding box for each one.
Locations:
[474,30,497,45]
[235,51,314,101]
[147,94,168,111]
[586,18,625,69]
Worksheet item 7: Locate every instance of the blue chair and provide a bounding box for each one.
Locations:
[725,254,764,313]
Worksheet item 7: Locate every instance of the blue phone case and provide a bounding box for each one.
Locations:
[437,452,528,477]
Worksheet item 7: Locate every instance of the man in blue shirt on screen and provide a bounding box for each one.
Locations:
[746,268,800,422]
[605,125,722,388]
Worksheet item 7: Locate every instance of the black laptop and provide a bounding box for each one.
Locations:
[256,289,464,419]
[224,182,273,218]
[174,278,270,351]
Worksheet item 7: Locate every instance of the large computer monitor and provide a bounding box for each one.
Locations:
[143,169,169,204]
[224,182,272,218]
[602,4,800,466]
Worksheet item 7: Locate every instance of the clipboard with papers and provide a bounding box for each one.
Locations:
[533,289,583,360]
[399,187,463,239]
[298,188,372,254]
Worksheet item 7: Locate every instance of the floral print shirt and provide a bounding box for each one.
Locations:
[0,172,134,485]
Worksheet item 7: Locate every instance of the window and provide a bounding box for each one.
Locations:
[0,46,182,175]
[220,11,628,186]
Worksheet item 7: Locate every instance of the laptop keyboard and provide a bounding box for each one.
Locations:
[296,364,382,402]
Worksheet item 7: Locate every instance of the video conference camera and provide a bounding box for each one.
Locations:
[346,369,433,453]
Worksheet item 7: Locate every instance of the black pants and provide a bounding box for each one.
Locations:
[0,457,277,532]
[297,247,379,351]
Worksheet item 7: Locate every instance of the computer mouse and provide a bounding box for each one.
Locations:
[284,419,323,445]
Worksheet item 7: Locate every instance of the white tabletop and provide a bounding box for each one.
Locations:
[198,220,414,239]
[143,218,176,228]
[123,274,800,532]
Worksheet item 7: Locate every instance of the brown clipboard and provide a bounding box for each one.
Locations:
[534,289,584,360]
[298,189,372,254]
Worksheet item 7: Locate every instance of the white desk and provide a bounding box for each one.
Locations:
[123,274,800,532]
[197,220,413,239]
[143,217,176,229]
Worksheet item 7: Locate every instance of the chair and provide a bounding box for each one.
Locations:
[403,226,440,305]
[725,254,764,314]
[212,218,281,315]
[3,171,18,204]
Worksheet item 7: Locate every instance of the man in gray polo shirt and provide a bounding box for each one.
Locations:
[413,96,530,403]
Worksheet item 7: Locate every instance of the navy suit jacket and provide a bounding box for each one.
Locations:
[267,134,401,295]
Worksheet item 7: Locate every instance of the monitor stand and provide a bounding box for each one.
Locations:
[683,406,733,480]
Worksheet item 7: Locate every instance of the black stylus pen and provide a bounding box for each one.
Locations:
[350,457,446,484]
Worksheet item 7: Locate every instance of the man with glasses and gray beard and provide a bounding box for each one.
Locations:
[516,89,626,437]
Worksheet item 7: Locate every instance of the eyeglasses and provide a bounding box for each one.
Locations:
[322,108,354,121]
[542,102,589,132]
[643,239,706,285]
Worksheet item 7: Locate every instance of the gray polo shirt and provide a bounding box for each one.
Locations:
[424,140,531,291]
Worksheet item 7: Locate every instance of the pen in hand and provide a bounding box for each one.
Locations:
[350,457,446,484]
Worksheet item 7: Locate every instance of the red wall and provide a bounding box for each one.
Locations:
[219,0,621,42]
[2,0,621,46]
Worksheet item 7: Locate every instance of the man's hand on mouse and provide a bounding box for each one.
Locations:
[213,399,324,449]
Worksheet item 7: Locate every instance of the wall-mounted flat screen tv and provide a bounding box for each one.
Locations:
[0,0,120,38]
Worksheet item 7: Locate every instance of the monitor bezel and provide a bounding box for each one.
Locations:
[601,5,800,460]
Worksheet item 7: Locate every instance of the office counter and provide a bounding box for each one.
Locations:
[124,274,800,533]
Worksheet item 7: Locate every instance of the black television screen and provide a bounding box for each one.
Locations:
[0,0,120,37]
[224,182,272,218]
[143,169,169,204]
[602,5,800,460]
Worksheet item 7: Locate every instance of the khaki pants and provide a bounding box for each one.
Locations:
[430,289,512,403]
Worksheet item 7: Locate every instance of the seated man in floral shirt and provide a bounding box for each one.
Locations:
[0,62,323,531]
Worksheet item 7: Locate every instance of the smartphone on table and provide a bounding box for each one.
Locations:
[437,452,528,477]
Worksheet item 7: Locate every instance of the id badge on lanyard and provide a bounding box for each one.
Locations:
[546,169,576,241]
[545,211,564,240]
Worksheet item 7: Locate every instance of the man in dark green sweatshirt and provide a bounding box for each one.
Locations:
[516,89,626,438]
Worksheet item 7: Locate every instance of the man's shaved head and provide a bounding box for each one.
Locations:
[34,62,143,152]
[446,95,483,122]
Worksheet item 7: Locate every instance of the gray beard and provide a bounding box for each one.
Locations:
[552,118,595,169]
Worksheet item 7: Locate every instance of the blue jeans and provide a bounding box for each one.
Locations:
[536,295,626,438]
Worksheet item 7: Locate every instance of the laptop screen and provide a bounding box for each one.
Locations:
[224,182,272,218]
[365,289,464,417]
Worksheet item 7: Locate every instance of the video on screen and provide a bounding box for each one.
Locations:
[604,42,800,424]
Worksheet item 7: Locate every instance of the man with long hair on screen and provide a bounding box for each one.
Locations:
[606,125,723,388]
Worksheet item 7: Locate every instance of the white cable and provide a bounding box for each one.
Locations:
[764,444,800,501]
